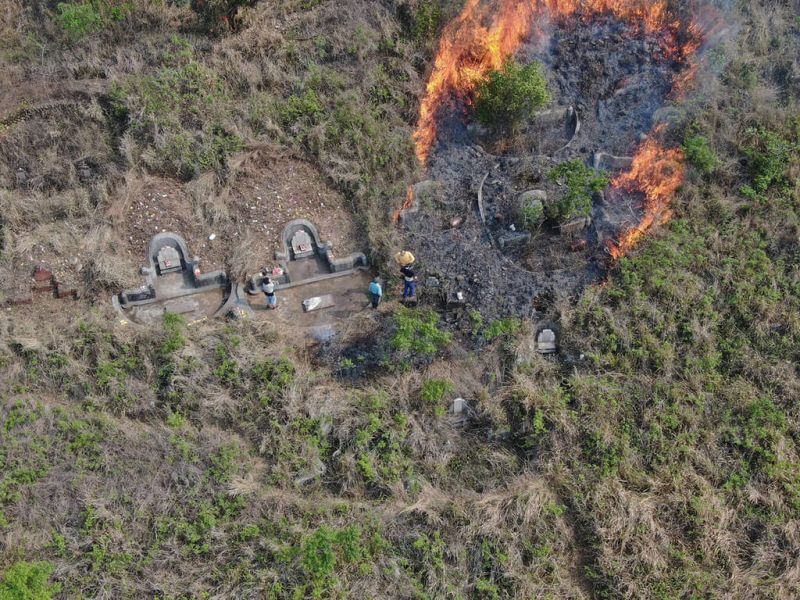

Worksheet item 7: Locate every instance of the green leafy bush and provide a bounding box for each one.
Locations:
[0,560,60,599]
[546,160,609,222]
[682,135,718,175]
[57,2,103,39]
[277,89,325,127]
[391,307,452,354]
[56,1,132,40]
[420,379,454,405]
[474,58,550,128]
[742,127,796,193]
[411,1,442,42]
[484,317,521,341]
[518,200,544,231]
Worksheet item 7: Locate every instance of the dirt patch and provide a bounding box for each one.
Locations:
[105,153,363,278]
[225,153,363,258]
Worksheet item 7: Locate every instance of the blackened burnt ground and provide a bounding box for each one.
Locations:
[403,14,694,321]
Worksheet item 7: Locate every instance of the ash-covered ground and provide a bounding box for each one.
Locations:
[403,14,692,320]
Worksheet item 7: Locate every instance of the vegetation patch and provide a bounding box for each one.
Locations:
[546,160,609,222]
[474,58,551,128]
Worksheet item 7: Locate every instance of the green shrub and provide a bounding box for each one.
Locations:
[251,357,295,405]
[411,1,441,42]
[0,560,60,599]
[518,199,544,231]
[277,89,324,127]
[484,318,521,341]
[682,135,717,175]
[742,127,796,193]
[56,1,132,40]
[420,379,454,405]
[57,2,103,39]
[161,313,186,355]
[546,160,609,222]
[391,307,452,354]
[109,44,242,179]
[474,58,550,128]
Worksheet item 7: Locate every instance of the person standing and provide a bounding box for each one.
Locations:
[262,276,277,309]
[400,263,416,300]
[368,277,382,308]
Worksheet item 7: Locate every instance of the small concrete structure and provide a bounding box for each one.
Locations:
[498,230,532,249]
[113,233,238,324]
[536,328,558,354]
[559,215,591,237]
[592,151,633,172]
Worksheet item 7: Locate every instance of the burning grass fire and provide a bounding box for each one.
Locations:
[410,0,706,260]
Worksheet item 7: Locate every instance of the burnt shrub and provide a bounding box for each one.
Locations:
[473,58,550,128]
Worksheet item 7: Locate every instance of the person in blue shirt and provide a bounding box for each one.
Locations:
[368,277,382,308]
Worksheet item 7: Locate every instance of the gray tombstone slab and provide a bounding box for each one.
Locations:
[291,230,314,258]
[536,328,557,354]
[157,246,182,274]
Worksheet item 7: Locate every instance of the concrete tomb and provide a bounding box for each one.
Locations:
[113,232,239,324]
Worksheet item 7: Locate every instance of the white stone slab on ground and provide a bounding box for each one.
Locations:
[302,294,335,312]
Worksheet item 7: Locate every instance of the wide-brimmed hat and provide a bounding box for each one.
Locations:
[394,251,415,266]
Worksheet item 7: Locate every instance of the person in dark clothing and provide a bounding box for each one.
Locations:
[261,275,277,309]
[400,264,416,299]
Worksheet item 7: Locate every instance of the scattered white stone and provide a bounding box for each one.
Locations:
[208,234,216,241]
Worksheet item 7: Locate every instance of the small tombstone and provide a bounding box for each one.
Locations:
[451,397,466,415]
[77,162,91,183]
[246,273,261,294]
[291,229,314,258]
[156,246,182,274]
[15,168,27,188]
[536,328,558,354]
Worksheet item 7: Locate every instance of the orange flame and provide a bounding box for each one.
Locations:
[606,133,685,259]
[392,185,415,223]
[413,0,693,164]
[410,0,705,258]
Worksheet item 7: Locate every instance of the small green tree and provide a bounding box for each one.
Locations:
[0,561,60,600]
[546,160,609,222]
[682,135,717,175]
[474,58,550,128]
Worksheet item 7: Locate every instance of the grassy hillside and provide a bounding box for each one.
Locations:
[1,1,799,598]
